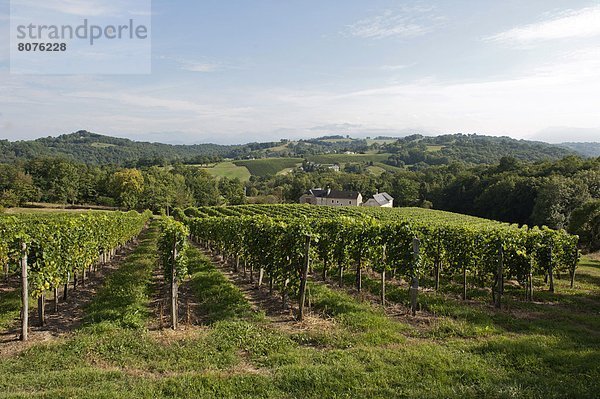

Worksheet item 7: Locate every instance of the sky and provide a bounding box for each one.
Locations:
[1,0,600,144]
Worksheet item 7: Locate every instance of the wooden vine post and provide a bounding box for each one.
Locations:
[20,241,28,341]
[298,235,311,321]
[434,241,441,291]
[462,261,467,301]
[409,237,420,316]
[355,258,362,293]
[54,287,59,312]
[527,257,534,301]
[171,233,178,330]
[63,272,69,301]
[380,245,386,306]
[548,244,555,293]
[570,247,578,289]
[494,242,504,309]
[38,292,45,327]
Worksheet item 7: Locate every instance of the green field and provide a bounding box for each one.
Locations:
[1,219,598,398]
[306,153,392,164]
[366,165,387,176]
[366,138,399,145]
[371,161,407,173]
[200,162,251,181]
[233,158,303,177]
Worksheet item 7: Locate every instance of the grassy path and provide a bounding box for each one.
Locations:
[184,245,257,324]
[0,287,21,333]
[1,229,598,398]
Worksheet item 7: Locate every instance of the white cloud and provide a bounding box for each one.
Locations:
[180,62,221,73]
[159,56,226,73]
[486,6,600,44]
[308,123,363,132]
[380,64,412,71]
[345,7,442,39]
[2,43,600,144]
[249,46,600,140]
[67,90,254,119]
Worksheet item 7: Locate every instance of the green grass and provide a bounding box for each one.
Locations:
[367,165,387,176]
[372,161,406,173]
[330,259,600,342]
[233,158,303,177]
[186,246,258,323]
[1,232,599,398]
[0,288,22,331]
[200,162,251,181]
[366,139,398,145]
[83,227,158,329]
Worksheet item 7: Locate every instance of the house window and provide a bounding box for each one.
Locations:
[349,201,351,204]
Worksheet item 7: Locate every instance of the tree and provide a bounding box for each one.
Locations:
[219,177,246,205]
[569,200,600,252]
[389,175,420,207]
[0,165,38,206]
[141,167,193,214]
[532,176,590,229]
[184,169,221,206]
[111,169,144,209]
[26,158,79,205]
[475,176,536,224]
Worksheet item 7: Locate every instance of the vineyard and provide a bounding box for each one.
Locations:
[0,206,598,398]
[176,205,579,313]
[0,210,151,339]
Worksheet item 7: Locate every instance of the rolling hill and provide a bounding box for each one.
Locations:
[0,130,593,168]
[559,142,600,158]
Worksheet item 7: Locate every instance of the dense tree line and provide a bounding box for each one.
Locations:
[0,158,247,214]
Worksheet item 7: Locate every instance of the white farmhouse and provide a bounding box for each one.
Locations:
[362,192,394,208]
[300,188,363,207]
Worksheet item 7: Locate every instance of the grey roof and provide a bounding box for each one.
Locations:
[371,192,394,205]
[306,189,328,197]
[305,189,361,199]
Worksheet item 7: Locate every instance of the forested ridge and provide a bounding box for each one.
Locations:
[0,131,584,165]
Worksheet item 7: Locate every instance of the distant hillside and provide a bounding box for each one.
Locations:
[0,131,248,165]
[558,142,600,158]
[0,130,582,166]
[378,134,576,166]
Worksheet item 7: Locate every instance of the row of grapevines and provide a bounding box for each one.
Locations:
[181,204,579,307]
[157,217,188,329]
[0,211,152,297]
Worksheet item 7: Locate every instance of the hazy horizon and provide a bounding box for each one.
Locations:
[4,128,599,147]
[2,1,600,144]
